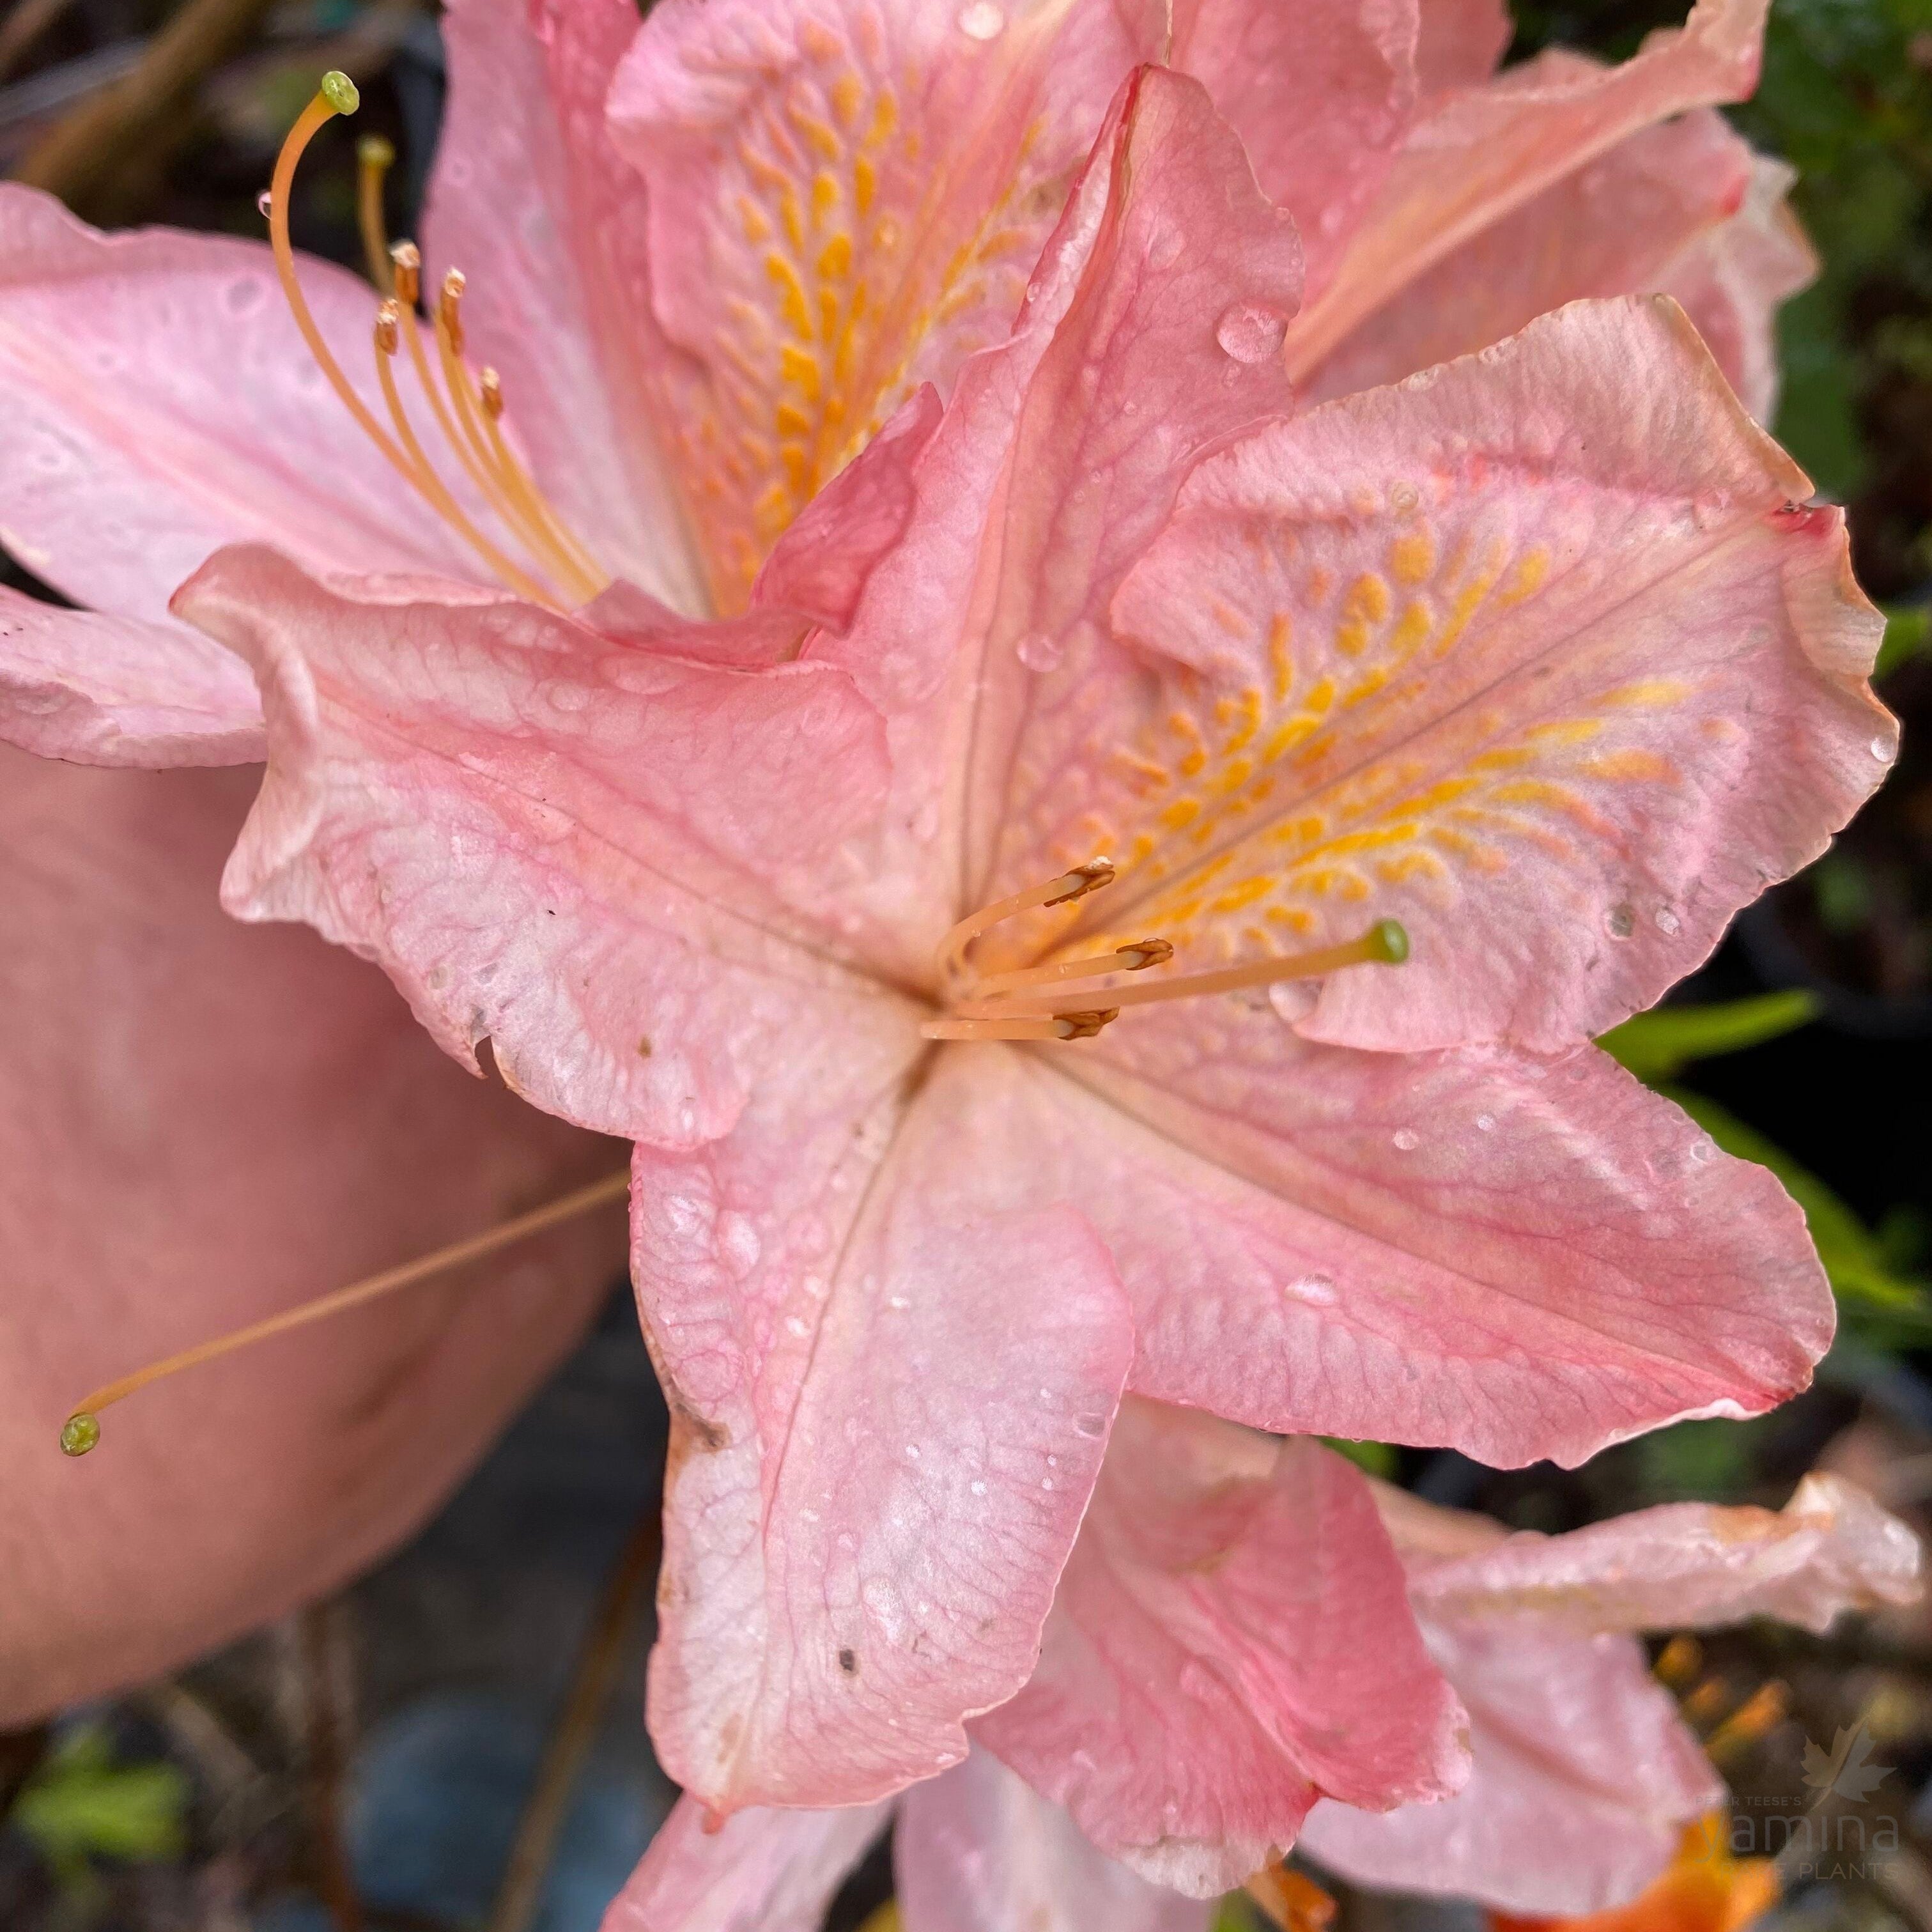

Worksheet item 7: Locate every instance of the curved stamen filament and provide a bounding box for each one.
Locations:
[935,859,1115,984]
[59,1170,630,1457]
[357,132,396,293]
[971,938,1172,1000]
[373,304,554,605]
[954,920,1410,1021]
[265,75,610,611]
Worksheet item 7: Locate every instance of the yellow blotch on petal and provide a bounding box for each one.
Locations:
[1498,545,1551,606]
[1390,527,1435,584]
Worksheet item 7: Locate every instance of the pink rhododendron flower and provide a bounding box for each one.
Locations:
[0,747,624,1722]
[598,1444,1918,1930]
[169,36,1893,1823]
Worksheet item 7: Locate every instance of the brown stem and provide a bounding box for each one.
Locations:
[12,0,278,207]
[0,0,79,84]
[299,1600,367,1932]
[486,1510,661,1932]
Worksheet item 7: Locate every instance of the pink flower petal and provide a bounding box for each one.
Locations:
[1288,0,1770,377]
[599,1793,890,1932]
[605,0,1159,611]
[1300,1618,1717,1915]
[636,1053,1135,1811]
[924,1019,1830,1467]
[0,186,481,624]
[176,545,917,1145]
[1409,1471,1923,1634]
[0,589,262,766]
[897,1749,1210,1932]
[1415,0,1512,96]
[1302,107,1797,415]
[1656,155,1818,423]
[428,0,708,613]
[812,66,1301,981]
[975,1405,1467,1896]
[1169,0,1418,293]
[1103,298,1889,1053]
[0,750,622,1722]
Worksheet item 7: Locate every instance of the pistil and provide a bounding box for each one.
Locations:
[59,1170,630,1457]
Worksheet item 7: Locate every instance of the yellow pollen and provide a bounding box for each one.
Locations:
[58,1170,631,1457]
[261,78,610,612]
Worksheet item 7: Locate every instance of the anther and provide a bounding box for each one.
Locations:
[375,298,401,357]
[440,270,467,357]
[1054,1009,1118,1040]
[970,937,1172,1001]
[935,857,1117,984]
[389,240,422,307]
[480,369,505,421]
[1044,860,1116,907]
[920,1010,1120,1042]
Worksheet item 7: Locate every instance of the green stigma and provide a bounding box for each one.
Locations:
[357,133,395,168]
[59,1412,100,1458]
[1368,918,1409,964]
[320,70,360,116]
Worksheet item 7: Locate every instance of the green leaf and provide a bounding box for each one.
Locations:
[12,1726,188,1880]
[1597,989,1819,1084]
[1321,1437,1396,1478]
[1876,604,1932,679]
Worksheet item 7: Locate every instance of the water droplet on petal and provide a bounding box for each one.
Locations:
[1475,1113,1496,1133]
[1871,736,1892,762]
[970,1479,987,1495]
[1074,1412,1107,1437]
[1215,302,1288,364]
[1604,902,1635,940]
[1689,1138,1717,1164]
[1653,906,1681,936]
[956,0,1003,36]
[1392,1128,1419,1151]
[1283,1273,1336,1306]
[905,1443,921,1458]
[1016,630,1062,672]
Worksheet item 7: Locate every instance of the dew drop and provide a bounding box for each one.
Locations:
[1604,902,1635,940]
[1283,1273,1337,1306]
[956,0,1004,36]
[1215,302,1288,364]
[1389,481,1419,514]
[1041,1478,1055,1490]
[1074,1412,1108,1438]
[1474,1113,1496,1133]
[1653,906,1681,936]
[1871,736,1892,762]
[1689,1139,1717,1164]
[905,1443,921,1458]
[970,1480,987,1496]
[718,1211,762,1279]
[887,1294,910,1311]
[1016,630,1063,673]
[1391,1128,1420,1151]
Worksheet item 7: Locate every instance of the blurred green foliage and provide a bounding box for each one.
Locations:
[10,1726,189,1886]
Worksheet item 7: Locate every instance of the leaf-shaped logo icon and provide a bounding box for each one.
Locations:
[1802,1724,1890,1804]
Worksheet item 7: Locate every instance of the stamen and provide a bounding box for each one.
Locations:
[262,75,610,611]
[971,938,1173,999]
[356,133,396,293]
[920,1010,1120,1042]
[371,301,555,605]
[59,1170,630,1457]
[935,859,1115,982]
[954,919,1409,1020]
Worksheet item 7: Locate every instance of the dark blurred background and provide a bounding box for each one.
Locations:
[4,1,1932,1928]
